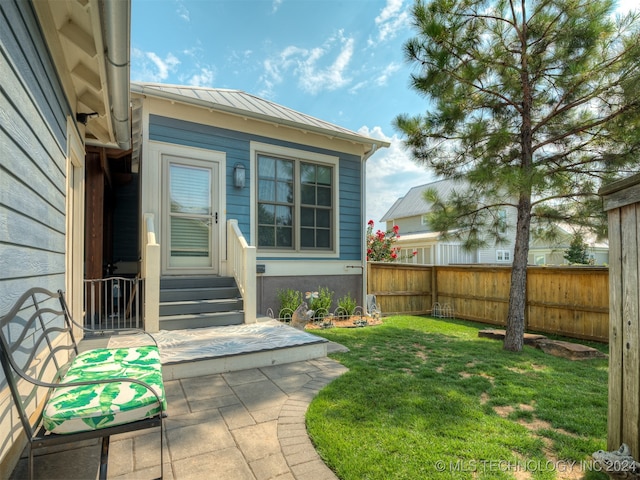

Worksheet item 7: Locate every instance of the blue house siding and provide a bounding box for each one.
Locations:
[148,114,363,261]
[0,1,68,148]
[0,0,70,313]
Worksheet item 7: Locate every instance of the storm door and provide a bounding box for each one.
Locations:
[164,156,219,274]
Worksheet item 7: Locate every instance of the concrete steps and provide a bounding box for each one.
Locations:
[159,276,244,330]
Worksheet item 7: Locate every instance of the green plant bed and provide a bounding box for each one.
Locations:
[307,316,609,480]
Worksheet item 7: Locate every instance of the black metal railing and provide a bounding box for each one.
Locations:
[84,277,144,330]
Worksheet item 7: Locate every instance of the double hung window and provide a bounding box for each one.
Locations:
[496,250,511,262]
[257,152,334,252]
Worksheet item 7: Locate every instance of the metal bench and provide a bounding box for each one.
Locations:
[0,287,166,479]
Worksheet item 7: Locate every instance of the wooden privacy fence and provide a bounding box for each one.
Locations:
[367,262,609,342]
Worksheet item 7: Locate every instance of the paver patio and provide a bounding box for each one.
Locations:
[10,356,347,480]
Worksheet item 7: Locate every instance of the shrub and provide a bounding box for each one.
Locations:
[277,288,303,319]
[336,293,357,317]
[366,220,416,262]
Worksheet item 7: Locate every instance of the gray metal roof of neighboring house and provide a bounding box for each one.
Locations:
[130,82,390,151]
[380,178,462,222]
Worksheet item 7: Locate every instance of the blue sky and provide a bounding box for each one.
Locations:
[131,0,636,232]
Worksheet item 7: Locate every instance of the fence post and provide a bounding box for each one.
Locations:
[431,266,437,309]
[601,174,640,456]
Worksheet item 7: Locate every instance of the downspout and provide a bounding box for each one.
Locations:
[102,0,131,150]
[361,143,378,311]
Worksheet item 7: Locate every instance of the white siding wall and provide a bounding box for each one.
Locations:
[385,215,428,235]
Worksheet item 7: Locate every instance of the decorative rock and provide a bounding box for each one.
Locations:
[290,302,314,329]
[592,444,640,479]
[478,329,606,360]
[535,339,607,360]
[478,329,548,345]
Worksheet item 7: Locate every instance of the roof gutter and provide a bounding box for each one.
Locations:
[360,142,379,310]
[102,0,131,150]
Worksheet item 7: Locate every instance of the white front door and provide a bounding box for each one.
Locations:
[163,155,219,274]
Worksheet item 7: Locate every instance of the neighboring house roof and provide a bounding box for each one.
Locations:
[380,179,460,222]
[32,0,131,149]
[531,223,609,249]
[394,231,442,243]
[130,82,389,153]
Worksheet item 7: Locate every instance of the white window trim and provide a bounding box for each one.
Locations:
[496,249,511,262]
[66,116,85,326]
[250,141,340,258]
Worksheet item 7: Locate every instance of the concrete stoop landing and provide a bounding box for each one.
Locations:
[83,319,330,379]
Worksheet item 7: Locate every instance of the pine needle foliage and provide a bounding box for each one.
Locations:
[395,0,640,350]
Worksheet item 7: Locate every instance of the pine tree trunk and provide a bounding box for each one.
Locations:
[503,195,532,352]
[504,15,534,353]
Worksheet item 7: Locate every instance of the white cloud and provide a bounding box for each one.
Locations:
[375,62,401,86]
[374,0,411,43]
[185,67,215,87]
[131,48,180,82]
[176,1,190,21]
[360,126,435,230]
[348,80,368,94]
[617,0,637,13]
[272,0,283,14]
[259,31,354,96]
[298,37,354,94]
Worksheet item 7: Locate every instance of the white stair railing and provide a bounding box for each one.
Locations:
[227,219,256,323]
[142,213,160,332]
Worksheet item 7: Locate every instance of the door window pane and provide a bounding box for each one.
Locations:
[169,163,212,262]
[170,165,210,215]
[171,218,209,257]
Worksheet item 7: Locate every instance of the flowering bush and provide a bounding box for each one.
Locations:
[366,220,416,262]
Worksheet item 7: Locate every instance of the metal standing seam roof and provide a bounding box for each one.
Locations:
[130,82,390,150]
[380,178,462,222]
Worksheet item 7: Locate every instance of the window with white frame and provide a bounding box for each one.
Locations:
[256,152,334,252]
[496,249,511,262]
[497,208,508,232]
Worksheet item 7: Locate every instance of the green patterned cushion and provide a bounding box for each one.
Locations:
[43,346,167,434]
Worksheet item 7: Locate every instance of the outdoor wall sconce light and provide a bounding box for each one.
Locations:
[76,112,98,125]
[233,163,246,189]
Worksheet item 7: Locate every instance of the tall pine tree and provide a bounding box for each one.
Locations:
[395,0,640,351]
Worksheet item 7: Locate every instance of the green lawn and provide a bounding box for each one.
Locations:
[306,316,609,480]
